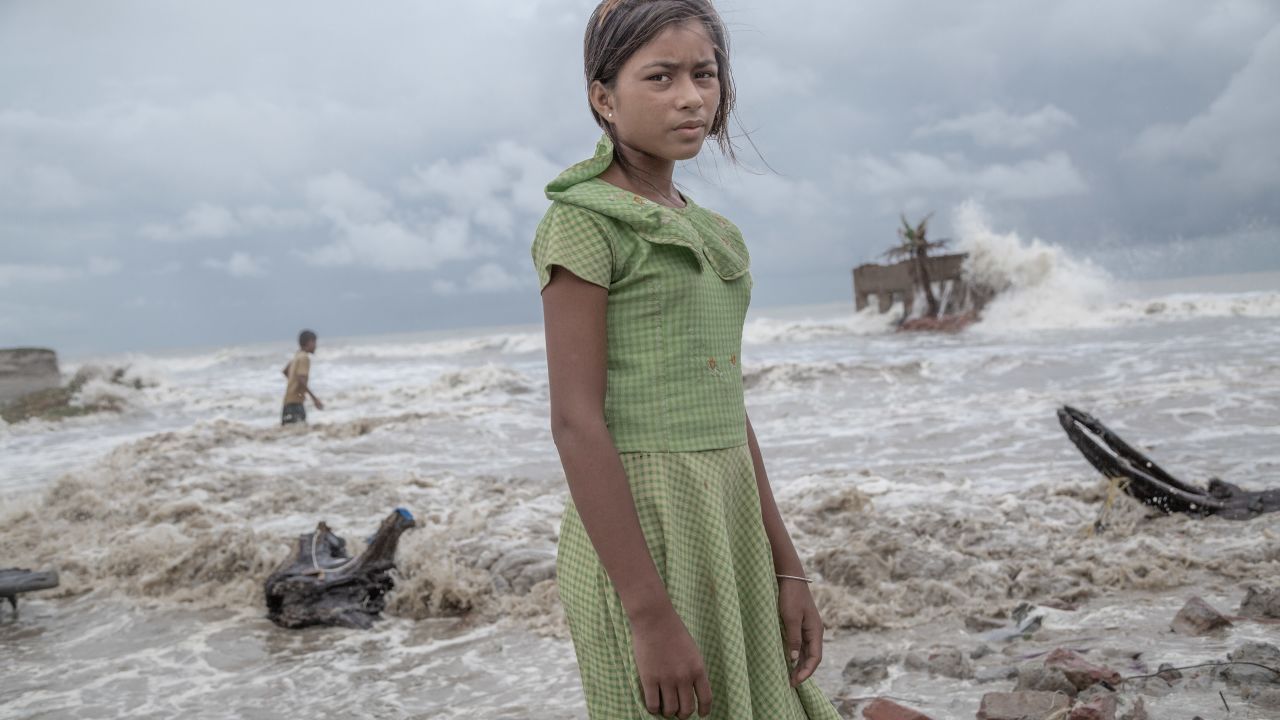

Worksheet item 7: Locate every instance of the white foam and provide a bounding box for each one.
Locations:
[953,202,1118,331]
[952,202,1280,332]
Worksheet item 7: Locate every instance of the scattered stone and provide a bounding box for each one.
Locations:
[1244,687,1280,710]
[489,548,556,594]
[1171,596,1233,636]
[1076,685,1116,704]
[1240,585,1280,620]
[976,691,1071,720]
[1221,641,1280,686]
[1067,691,1117,720]
[861,697,934,720]
[974,665,1019,684]
[1118,697,1149,720]
[1131,677,1175,697]
[1155,663,1182,683]
[905,646,972,679]
[970,643,993,660]
[842,648,897,685]
[1015,666,1078,698]
[1044,649,1122,691]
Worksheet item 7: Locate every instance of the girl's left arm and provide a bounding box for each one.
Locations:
[746,413,824,687]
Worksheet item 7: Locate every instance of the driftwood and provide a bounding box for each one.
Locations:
[0,568,59,617]
[1058,406,1280,520]
[265,508,415,629]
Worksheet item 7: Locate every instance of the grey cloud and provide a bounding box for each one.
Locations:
[854,151,1089,200]
[87,257,122,276]
[0,263,82,288]
[465,263,528,294]
[914,106,1078,149]
[0,0,1277,354]
[142,203,243,241]
[203,252,268,278]
[1131,25,1280,194]
[303,216,472,272]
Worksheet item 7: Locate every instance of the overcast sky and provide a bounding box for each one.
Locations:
[1,0,1277,355]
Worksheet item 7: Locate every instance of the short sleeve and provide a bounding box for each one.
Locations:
[531,203,613,291]
[293,354,310,376]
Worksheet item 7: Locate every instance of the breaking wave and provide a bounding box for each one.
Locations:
[953,203,1280,332]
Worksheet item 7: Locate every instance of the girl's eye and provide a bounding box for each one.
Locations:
[696,71,718,80]
[648,74,672,82]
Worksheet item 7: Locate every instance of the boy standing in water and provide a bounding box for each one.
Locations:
[281,329,323,425]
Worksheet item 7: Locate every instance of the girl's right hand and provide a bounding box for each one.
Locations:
[631,607,713,718]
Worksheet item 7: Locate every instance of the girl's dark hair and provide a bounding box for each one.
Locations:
[585,0,737,168]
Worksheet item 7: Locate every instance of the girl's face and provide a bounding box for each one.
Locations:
[593,19,721,163]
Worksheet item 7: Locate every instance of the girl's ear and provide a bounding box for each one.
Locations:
[589,80,615,121]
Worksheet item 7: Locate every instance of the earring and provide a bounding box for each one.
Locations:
[608,112,613,118]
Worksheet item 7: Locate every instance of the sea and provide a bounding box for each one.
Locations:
[2,216,1278,719]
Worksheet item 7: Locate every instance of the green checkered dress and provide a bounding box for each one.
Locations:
[532,137,839,719]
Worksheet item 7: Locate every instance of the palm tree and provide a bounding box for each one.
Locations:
[884,213,951,318]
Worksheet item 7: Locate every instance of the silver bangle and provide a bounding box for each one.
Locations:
[775,573,813,584]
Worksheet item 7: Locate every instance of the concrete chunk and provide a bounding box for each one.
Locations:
[977,691,1071,720]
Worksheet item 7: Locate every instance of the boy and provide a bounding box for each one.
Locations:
[282,329,323,424]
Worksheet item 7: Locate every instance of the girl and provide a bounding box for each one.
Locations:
[533,1,841,718]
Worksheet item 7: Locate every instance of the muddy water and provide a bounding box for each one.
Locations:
[2,245,1279,718]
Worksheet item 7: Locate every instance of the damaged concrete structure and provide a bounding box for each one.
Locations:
[0,348,61,406]
[852,253,991,316]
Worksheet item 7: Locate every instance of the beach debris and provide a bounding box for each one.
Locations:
[264,508,415,629]
[1057,405,1280,519]
[860,697,935,720]
[0,568,59,617]
[976,690,1071,719]
[974,602,1045,644]
[1170,596,1233,636]
[1043,649,1122,692]
[1240,585,1280,620]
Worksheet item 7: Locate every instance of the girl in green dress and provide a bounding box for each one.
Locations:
[533,1,841,718]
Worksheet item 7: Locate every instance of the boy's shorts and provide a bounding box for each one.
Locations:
[282,403,306,425]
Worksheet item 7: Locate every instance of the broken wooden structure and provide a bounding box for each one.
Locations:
[853,253,993,317]
[1058,405,1279,519]
[1,568,59,617]
[265,508,416,629]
